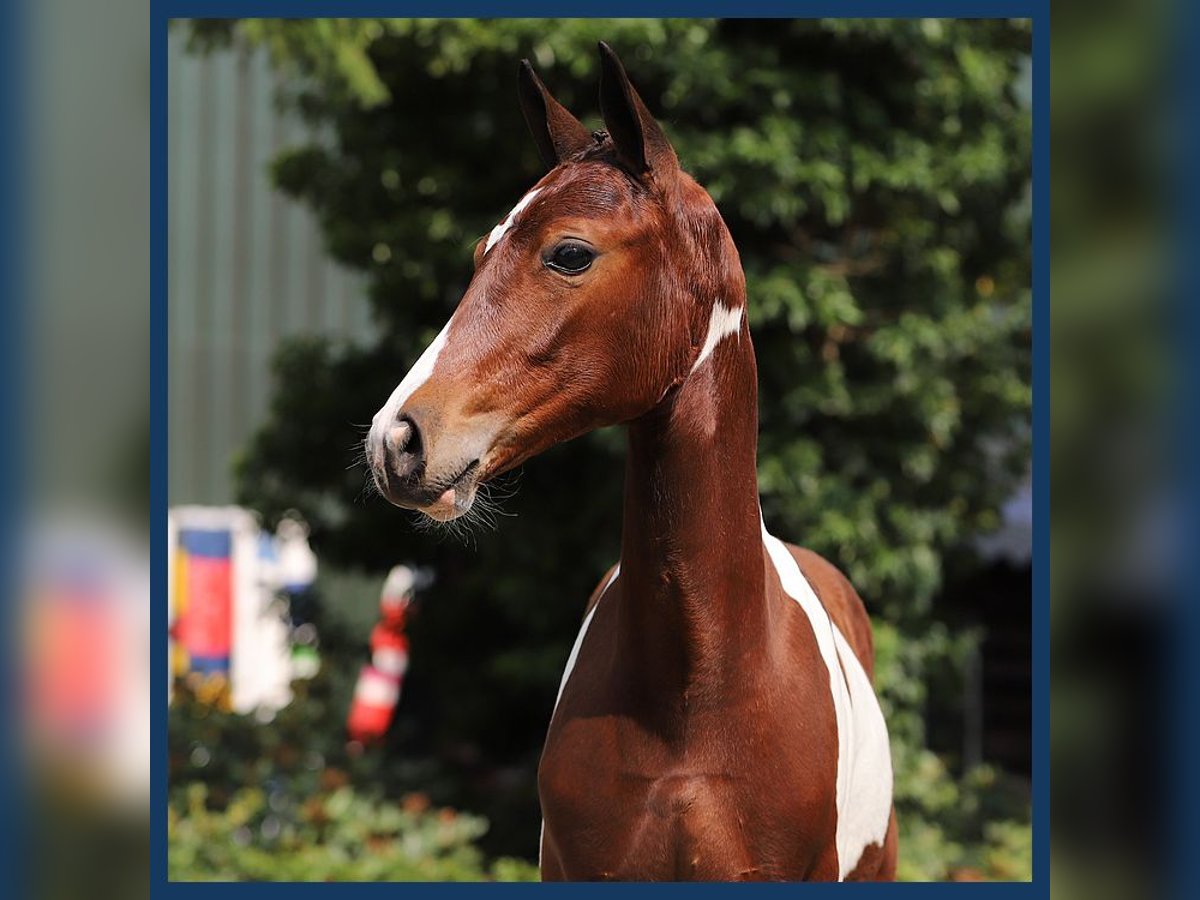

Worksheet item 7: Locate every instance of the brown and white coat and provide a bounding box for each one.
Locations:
[366,43,897,882]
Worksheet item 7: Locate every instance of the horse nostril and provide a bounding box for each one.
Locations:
[401,415,424,458]
[387,414,424,479]
[389,420,413,453]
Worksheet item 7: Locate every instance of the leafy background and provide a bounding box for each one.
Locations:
[169,18,1032,882]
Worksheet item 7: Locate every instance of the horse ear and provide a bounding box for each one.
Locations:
[518,60,591,169]
[597,41,678,175]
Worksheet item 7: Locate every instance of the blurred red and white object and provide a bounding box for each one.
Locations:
[168,506,317,715]
[345,565,421,743]
[22,512,150,811]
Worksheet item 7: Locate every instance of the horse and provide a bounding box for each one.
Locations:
[365,42,897,882]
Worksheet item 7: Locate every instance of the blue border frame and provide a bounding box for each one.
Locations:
[1028,9,1047,895]
[0,0,28,896]
[151,6,169,891]
[151,3,1049,894]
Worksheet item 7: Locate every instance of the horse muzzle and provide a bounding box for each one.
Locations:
[366,407,489,521]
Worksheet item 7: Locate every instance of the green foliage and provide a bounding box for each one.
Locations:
[181,18,1032,881]
[169,672,540,882]
[874,619,1032,881]
[170,781,538,882]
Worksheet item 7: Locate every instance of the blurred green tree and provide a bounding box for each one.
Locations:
[180,18,1032,876]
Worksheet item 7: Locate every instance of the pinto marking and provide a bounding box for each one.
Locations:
[553,563,620,710]
[762,523,893,880]
[540,563,621,868]
[368,317,453,458]
[690,302,743,373]
[829,625,894,878]
[485,187,543,254]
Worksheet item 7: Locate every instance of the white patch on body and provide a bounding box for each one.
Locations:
[368,317,452,453]
[485,187,542,254]
[552,564,620,709]
[690,301,744,373]
[540,563,621,869]
[538,544,892,879]
[829,625,894,876]
[762,522,893,880]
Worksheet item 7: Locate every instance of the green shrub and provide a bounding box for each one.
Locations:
[169,781,538,882]
[876,618,1032,881]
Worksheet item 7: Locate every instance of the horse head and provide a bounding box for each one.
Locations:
[366,43,744,522]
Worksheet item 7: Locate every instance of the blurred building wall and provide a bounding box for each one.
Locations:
[168,30,373,504]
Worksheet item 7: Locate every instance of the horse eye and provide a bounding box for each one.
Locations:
[545,242,595,275]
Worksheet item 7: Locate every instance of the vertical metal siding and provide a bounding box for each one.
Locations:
[169,31,373,504]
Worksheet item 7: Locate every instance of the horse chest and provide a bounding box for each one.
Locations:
[539,641,841,880]
[540,715,839,880]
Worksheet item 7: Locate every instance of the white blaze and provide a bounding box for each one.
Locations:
[369,317,452,449]
[485,187,542,254]
[370,185,542,445]
[369,186,543,462]
[690,301,744,373]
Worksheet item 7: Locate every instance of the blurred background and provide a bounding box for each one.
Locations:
[16,1,150,900]
[9,3,1193,897]
[164,18,1032,882]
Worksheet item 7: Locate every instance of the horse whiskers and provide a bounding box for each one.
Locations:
[355,471,382,506]
[346,434,376,472]
[406,476,518,545]
[479,470,523,504]
[409,507,481,548]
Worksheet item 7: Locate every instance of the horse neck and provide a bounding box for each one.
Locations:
[616,301,777,716]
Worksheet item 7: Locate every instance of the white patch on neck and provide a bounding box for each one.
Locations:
[540,562,620,870]
[690,301,743,373]
[368,316,452,450]
[761,519,893,880]
[552,564,620,711]
[484,187,542,254]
